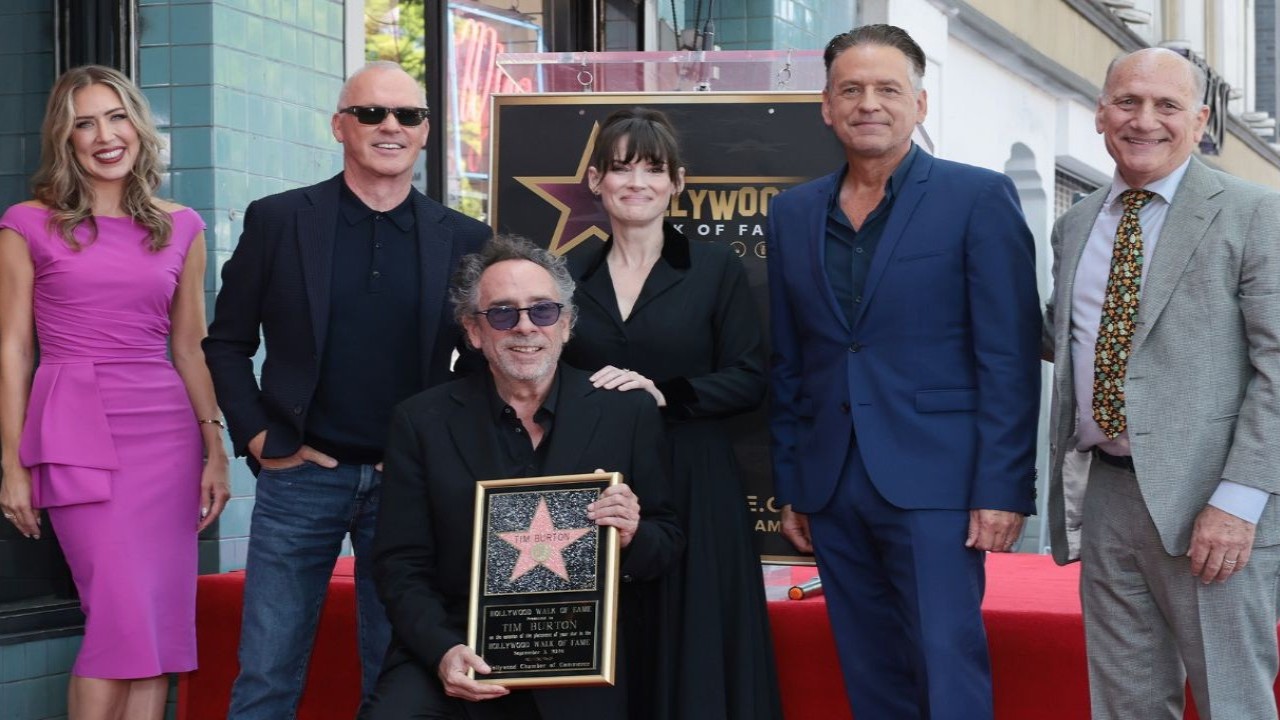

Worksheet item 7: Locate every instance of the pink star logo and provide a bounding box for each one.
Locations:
[498,497,592,582]
[514,122,611,256]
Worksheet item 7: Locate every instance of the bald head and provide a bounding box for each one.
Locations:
[1102,48,1206,107]
[338,62,426,110]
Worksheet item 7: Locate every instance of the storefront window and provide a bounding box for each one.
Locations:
[446,3,545,220]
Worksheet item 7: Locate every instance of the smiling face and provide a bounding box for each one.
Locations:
[1096,49,1209,188]
[465,259,570,387]
[331,66,429,187]
[69,83,140,188]
[587,137,685,230]
[821,43,926,161]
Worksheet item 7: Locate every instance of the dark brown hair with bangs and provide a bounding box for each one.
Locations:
[587,107,684,185]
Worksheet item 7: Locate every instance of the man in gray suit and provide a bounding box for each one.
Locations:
[1045,47,1280,719]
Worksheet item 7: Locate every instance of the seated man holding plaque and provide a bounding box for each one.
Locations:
[363,235,683,720]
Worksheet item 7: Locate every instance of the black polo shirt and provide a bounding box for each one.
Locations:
[824,143,919,323]
[304,182,422,463]
[487,371,560,478]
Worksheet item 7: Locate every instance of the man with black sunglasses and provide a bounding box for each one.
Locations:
[204,61,490,719]
[363,235,681,719]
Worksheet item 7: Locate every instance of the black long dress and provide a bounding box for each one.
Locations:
[562,225,783,720]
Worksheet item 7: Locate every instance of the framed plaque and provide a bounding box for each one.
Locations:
[467,472,621,687]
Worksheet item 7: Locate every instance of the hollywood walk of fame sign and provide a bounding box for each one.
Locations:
[467,472,621,687]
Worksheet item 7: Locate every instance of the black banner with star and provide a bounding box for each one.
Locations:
[490,92,840,564]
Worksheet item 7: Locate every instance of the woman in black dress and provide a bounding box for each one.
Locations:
[562,107,782,720]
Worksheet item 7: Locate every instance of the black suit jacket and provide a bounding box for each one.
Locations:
[202,174,490,464]
[372,366,683,718]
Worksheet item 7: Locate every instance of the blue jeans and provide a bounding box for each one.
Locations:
[228,462,390,720]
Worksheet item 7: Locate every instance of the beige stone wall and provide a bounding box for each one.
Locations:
[966,0,1280,187]
[1212,127,1280,186]
[967,0,1121,90]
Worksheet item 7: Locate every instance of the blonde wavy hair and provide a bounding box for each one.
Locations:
[31,65,171,252]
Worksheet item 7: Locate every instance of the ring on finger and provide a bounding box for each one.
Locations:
[1224,559,1239,566]
[3,513,14,520]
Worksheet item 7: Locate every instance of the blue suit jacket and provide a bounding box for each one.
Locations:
[767,151,1041,515]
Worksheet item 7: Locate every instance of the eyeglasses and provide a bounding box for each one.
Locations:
[337,106,431,127]
[474,302,564,331]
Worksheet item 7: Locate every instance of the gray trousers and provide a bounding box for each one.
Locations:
[1080,458,1280,719]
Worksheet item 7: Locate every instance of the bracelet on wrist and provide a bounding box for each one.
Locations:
[198,418,226,429]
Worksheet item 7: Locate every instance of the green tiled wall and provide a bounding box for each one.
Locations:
[0,636,81,720]
[138,0,346,575]
[0,2,54,209]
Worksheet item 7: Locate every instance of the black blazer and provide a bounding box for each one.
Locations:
[372,366,683,718]
[202,174,490,464]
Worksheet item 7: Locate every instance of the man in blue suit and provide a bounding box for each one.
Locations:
[766,25,1041,719]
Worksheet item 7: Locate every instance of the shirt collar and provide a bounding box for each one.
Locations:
[828,142,920,213]
[339,180,415,231]
[578,222,691,281]
[1104,156,1192,209]
[485,367,561,423]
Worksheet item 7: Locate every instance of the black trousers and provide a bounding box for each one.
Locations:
[360,653,541,720]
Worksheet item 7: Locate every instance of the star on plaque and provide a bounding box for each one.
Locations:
[498,496,593,582]
[514,123,612,256]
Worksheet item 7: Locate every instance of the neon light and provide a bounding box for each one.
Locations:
[447,5,546,187]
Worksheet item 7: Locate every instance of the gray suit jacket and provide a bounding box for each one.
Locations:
[1045,157,1280,563]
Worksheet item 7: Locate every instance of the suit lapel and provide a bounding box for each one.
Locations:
[412,192,455,383]
[1052,189,1106,437]
[576,227,691,324]
[297,176,342,355]
[1131,159,1221,354]
[541,371,600,474]
[852,152,929,329]
[447,375,505,481]
[804,171,851,332]
[574,242,627,332]
[631,259,684,318]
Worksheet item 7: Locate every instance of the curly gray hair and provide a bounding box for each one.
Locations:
[450,235,578,330]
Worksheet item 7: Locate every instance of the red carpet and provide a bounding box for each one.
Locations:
[770,554,1089,719]
[176,558,360,720]
[178,553,1277,719]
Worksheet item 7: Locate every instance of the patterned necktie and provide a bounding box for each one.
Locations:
[1092,188,1156,439]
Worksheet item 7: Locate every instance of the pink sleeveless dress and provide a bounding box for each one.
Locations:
[0,204,204,678]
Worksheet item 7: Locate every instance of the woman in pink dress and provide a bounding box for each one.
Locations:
[0,65,230,720]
